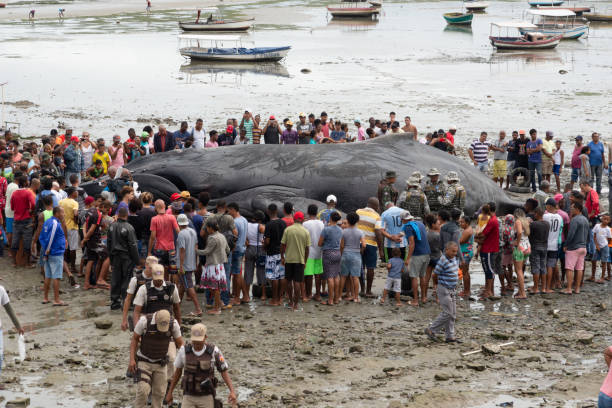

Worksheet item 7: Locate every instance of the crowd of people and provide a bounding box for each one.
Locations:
[1,117,611,407]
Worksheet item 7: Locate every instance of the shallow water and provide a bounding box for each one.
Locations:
[1,0,611,140]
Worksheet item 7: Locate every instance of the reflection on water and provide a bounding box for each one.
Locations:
[327,16,380,31]
[443,25,473,35]
[179,61,290,85]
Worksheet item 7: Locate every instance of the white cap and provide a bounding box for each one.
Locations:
[326,194,337,203]
[177,214,189,226]
[449,125,457,130]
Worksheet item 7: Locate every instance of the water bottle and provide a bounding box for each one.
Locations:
[18,334,26,362]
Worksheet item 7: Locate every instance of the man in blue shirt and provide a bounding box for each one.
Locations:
[173,121,190,149]
[588,132,606,195]
[402,211,431,306]
[526,128,543,193]
[380,203,406,261]
[39,206,67,306]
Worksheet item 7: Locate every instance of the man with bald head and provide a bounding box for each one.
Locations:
[148,200,180,283]
[356,197,384,297]
[154,124,177,153]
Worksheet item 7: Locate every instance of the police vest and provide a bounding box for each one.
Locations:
[143,281,175,315]
[451,184,466,210]
[424,182,443,211]
[182,343,218,396]
[135,271,152,294]
[139,315,174,361]
[399,190,426,218]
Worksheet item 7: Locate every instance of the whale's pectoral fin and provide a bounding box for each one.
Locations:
[209,185,332,219]
[132,173,180,203]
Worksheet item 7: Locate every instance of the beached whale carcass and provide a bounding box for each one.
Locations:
[122,133,520,216]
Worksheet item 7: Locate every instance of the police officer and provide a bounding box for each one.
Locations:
[377,170,399,207]
[423,168,446,213]
[129,309,184,408]
[166,323,238,408]
[121,255,158,332]
[398,176,430,220]
[108,206,140,310]
[411,171,423,185]
[439,171,467,213]
[133,264,182,392]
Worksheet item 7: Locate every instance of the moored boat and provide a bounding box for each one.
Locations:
[536,5,591,15]
[0,3,6,8]
[464,1,489,11]
[178,35,290,62]
[327,2,381,18]
[443,12,474,25]
[489,22,562,49]
[178,8,254,32]
[520,8,589,39]
[528,0,564,7]
[584,13,612,22]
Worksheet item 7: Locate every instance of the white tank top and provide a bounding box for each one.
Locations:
[246,223,263,246]
[553,149,562,165]
[82,143,94,168]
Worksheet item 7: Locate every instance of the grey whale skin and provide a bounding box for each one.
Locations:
[123,133,520,216]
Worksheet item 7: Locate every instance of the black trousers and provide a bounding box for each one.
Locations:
[110,253,134,307]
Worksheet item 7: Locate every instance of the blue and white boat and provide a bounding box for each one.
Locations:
[528,0,564,7]
[520,9,589,39]
[179,35,290,62]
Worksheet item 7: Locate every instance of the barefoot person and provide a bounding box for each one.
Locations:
[263,203,286,306]
[381,248,404,306]
[512,209,530,299]
[563,202,589,295]
[543,198,563,293]
[0,284,25,375]
[165,323,237,408]
[200,219,230,315]
[458,215,474,298]
[402,211,431,306]
[303,205,324,301]
[424,242,460,343]
[590,213,611,284]
[340,212,365,303]
[319,211,343,305]
[528,208,549,295]
[280,211,311,311]
[39,206,68,306]
[176,214,203,316]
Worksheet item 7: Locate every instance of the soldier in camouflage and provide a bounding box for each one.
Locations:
[439,171,466,213]
[398,176,430,220]
[423,168,446,213]
[411,171,423,186]
[377,170,399,207]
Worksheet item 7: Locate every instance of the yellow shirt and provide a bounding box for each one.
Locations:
[477,214,490,233]
[92,151,111,174]
[542,139,554,157]
[356,207,382,247]
[60,198,79,230]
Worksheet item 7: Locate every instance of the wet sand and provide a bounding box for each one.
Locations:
[0,252,610,407]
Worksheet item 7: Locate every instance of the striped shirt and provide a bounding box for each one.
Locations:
[469,140,490,163]
[356,207,382,247]
[433,254,459,289]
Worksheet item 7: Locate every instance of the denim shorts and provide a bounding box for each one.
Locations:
[230,250,245,275]
[553,164,561,175]
[594,246,610,263]
[362,245,378,269]
[341,251,362,277]
[599,391,612,408]
[571,168,580,182]
[44,255,64,279]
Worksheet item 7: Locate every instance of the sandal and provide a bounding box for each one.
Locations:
[188,311,203,317]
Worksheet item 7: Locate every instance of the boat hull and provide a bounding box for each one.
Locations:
[179,19,254,31]
[528,0,564,6]
[584,14,612,22]
[327,6,380,17]
[443,12,474,25]
[180,46,290,62]
[464,1,489,11]
[519,24,588,39]
[489,35,562,49]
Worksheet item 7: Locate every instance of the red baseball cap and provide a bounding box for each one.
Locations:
[170,193,181,201]
[70,136,80,142]
[85,196,94,205]
[293,211,305,222]
[226,125,234,133]
[269,115,275,120]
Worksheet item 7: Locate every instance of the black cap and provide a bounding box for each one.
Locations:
[545,198,557,207]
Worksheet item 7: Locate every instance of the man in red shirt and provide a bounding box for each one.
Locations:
[477,202,500,300]
[148,199,180,283]
[9,175,36,267]
[580,181,599,220]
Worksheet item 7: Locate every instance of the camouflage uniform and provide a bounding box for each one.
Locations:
[377,171,399,206]
[423,179,446,213]
[398,177,430,220]
[439,171,466,213]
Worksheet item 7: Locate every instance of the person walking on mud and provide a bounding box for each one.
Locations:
[0,284,25,377]
[107,207,140,311]
[39,206,68,307]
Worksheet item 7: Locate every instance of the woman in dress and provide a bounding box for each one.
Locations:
[458,215,474,298]
[201,219,230,315]
[512,208,530,299]
[318,211,342,305]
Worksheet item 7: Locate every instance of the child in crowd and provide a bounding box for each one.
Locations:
[381,248,404,306]
[591,214,611,284]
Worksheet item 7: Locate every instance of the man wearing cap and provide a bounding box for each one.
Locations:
[469,131,490,173]
[239,110,254,143]
[402,211,431,305]
[541,131,555,183]
[515,130,529,170]
[401,116,418,140]
[107,206,140,310]
[166,323,237,408]
[423,168,446,213]
[445,125,456,146]
[398,176,430,220]
[588,132,606,195]
[154,125,177,153]
[148,200,180,282]
[63,135,83,184]
[130,308,184,408]
[280,211,311,310]
[318,195,338,225]
[263,116,281,144]
[40,152,61,179]
[439,172,466,213]
[297,113,312,144]
[217,125,235,147]
[377,171,398,207]
[570,135,584,190]
[176,213,203,316]
[281,121,298,145]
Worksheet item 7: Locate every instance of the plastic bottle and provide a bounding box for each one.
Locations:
[18,334,26,362]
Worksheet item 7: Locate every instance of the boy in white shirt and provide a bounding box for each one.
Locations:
[591,214,612,284]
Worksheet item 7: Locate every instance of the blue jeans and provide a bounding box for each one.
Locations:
[476,161,488,173]
[599,391,612,408]
[528,161,542,192]
[591,164,603,194]
[588,226,596,256]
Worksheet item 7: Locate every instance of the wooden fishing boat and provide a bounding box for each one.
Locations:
[443,12,474,25]
[178,8,254,32]
[528,0,564,7]
[179,35,290,62]
[0,3,6,8]
[520,8,589,39]
[327,2,381,17]
[464,1,489,11]
[536,5,591,15]
[489,22,562,49]
[584,13,612,22]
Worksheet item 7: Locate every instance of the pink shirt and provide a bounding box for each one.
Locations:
[150,213,179,250]
[601,346,612,397]
[109,145,124,167]
[357,127,366,141]
[205,141,218,148]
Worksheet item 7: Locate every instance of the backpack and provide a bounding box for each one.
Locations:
[223,230,237,251]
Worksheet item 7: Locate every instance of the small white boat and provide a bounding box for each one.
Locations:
[520,8,589,39]
[178,7,254,32]
[489,21,562,49]
[179,35,290,62]
[465,1,489,11]
[327,1,381,18]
